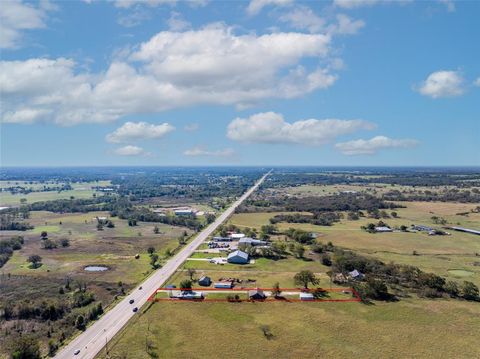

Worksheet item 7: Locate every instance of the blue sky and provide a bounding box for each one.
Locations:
[1,0,479,167]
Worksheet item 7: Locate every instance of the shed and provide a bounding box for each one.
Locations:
[214,281,233,289]
[375,226,392,232]
[198,276,212,287]
[300,292,314,301]
[248,289,266,300]
[227,250,249,264]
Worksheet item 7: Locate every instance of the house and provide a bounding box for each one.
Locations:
[248,289,266,300]
[229,233,245,240]
[349,269,365,280]
[227,250,249,264]
[375,226,392,232]
[299,292,314,301]
[238,238,268,246]
[214,281,233,289]
[198,276,212,286]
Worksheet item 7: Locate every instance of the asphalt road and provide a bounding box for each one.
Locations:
[55,171,270,359]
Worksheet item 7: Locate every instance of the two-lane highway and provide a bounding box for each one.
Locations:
[55,171,270,359]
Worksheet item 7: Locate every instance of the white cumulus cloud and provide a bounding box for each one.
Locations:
[0,0,54,49]
[106,121,175,143]
[474,77,480,87]
[227,112,375,145]
[113,145,147,156]
[184,146,235,157]
[333,0,380,9]
[1,24,338,125]
[335,136,418,155]
[417,70,465,98]
[246,0,293,16]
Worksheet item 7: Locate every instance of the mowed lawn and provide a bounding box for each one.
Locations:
[98,298,480,359]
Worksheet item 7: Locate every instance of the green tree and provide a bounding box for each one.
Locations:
[293,243,305,259]
[48,339,58,357]
[179,279,192,291]
[11,335,41,359]
[294,270,319,289]
[271,282,281,298]
[444,281,459,297]
[153,225,160,234]
[147,247,155,255]
[60,238,70,247]
[75,315,86,330]
[40,231,48,239]
[187,268,196,281]
[27,255,42,269]
[461,281,479,301]
[150,253,159,269]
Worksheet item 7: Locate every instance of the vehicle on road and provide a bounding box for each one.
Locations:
[74,349,80,355]
[129,299,134,304]
[132,307,138,312]
[139,286,142,290]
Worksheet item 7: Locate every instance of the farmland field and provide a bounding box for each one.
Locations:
[97,298,480,359]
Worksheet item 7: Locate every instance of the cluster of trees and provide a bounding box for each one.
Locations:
[383,189,480,203]
[0,209,33,231]
[241,193,400,215]
[115,207,203,231]
[270,212,342,226]
[265,170,480,188]
[0,236,24,267]
[111,169,261,201]
[3,183,72,195]
[330,247,479,302]
[284,228,315,244]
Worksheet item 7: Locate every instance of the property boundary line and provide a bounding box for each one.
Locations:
[147,287,362,303]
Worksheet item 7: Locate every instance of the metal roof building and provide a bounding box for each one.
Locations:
[227,250,249,264]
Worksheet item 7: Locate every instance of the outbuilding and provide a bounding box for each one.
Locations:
[214,281,233,289]
[227,250,249,264]
[248,289,266,300]
[198,276,212,286]
[299,292,314,301]
[375,226,392,232]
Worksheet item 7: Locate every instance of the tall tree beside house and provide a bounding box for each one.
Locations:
[294,270,319,289]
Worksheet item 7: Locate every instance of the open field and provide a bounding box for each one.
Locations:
[228,201,480,287]
[267,183,480,197]
[0,180,112,206]
[1,211,192,283]
[0,210,193,357]
[97,298,480,359]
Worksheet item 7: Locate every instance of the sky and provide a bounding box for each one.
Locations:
[0,0,479,167]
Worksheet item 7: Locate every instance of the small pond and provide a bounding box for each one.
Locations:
[84,265,109,272]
